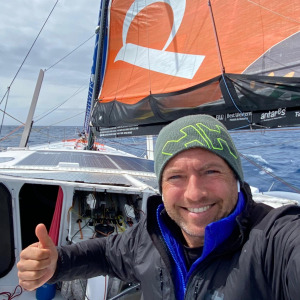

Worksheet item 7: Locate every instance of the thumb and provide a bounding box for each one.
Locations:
[35,224,55,249]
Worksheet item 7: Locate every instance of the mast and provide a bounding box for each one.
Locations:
[87,0,109,150]
[19,69,44,148]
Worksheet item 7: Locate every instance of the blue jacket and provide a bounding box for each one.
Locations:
[156,191,245,300]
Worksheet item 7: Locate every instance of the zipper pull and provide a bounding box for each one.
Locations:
[194,281,200,299]
[160,268,164,291]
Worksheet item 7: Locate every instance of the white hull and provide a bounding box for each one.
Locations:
[0,144,156,299]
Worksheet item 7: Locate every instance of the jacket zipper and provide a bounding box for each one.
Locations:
[156,206,186,299]
[159,268,164,292]
[163,237,186,299]
[194,281,200,299]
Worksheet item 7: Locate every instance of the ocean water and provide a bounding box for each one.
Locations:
[0,125,299,194]
[230,128,300,194]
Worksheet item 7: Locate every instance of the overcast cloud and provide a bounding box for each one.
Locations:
[0,0,100,126]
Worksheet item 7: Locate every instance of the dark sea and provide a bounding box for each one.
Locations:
[0,125,299,194]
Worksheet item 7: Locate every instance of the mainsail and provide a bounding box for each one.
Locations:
[88,0,300,137]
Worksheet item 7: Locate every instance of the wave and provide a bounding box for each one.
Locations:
[259,167,274,175]
[244,154,269,165]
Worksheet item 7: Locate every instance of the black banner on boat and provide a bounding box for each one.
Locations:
[217,108,300,130]
[93,106,300,138]
[94,123,164,138]
[216,112,253,130]
[91,74,300,133]
[253,108,300,129]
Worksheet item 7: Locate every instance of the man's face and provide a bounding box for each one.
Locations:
[161,148,238,248]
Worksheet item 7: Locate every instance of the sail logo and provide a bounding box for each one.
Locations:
[114,0,205,79]
[161,124,238,159]
[216,114,225,121]
[260,108,286,120]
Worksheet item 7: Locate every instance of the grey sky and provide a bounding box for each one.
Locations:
[0,0,100,126]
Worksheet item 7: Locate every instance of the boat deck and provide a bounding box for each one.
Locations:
[0,148,158,191]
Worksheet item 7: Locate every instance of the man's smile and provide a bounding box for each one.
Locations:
[186,205,212,213]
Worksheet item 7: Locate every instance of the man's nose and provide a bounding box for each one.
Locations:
[184,174,207,201]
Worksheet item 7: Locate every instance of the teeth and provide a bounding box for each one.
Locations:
[187,206,210,213]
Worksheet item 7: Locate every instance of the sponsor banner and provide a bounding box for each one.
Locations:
[94,124,164,138]
[218,108,300,129]
[252,108,300,128]
[216,112,253,130]
[252,108,286,127]
[93,108,300,138]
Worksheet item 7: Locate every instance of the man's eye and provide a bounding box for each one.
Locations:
[205,169,218,175]
[168,175,182,180]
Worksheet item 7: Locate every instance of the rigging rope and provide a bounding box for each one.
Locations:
[0,108,24,125]
[0,0,59,106]
[31,30,96,125]
[0,87,11,136]
[0,1,98,147]
[31,22,97,126]
[239,152,300,194]
[207,0,251,127]
[100,138,151,157]
[0,2,95,135]
[26,126,65,144]
[0,124,24,143]
[231,128,300,193]
[45,34,95,72]
[247,0,300,24]
[34,85,87,123]
[208,0,225,73]
[48,111,85,127]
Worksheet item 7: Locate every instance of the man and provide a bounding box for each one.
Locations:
[17,114,300,300]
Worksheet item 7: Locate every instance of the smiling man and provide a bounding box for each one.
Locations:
[161,148,239,248]
[18,114,300,300]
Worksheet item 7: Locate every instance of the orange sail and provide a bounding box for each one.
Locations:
[89,0,300,135]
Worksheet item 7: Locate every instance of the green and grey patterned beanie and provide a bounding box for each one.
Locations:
[154,114,244,192]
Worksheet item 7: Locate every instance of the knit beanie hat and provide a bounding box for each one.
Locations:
[154,114,244,192]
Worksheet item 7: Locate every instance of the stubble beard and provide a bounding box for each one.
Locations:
[164,204,204,238]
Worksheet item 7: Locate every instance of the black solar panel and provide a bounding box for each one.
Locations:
[15,151,154,173]
[109,155,154,172]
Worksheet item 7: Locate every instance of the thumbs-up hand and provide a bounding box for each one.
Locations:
[17,224,58,291]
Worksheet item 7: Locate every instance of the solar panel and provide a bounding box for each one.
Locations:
[15,151,154,172]
[109,155,154,172]
[15,151,114,168]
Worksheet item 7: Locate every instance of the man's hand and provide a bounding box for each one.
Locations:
[17,224,58,291]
